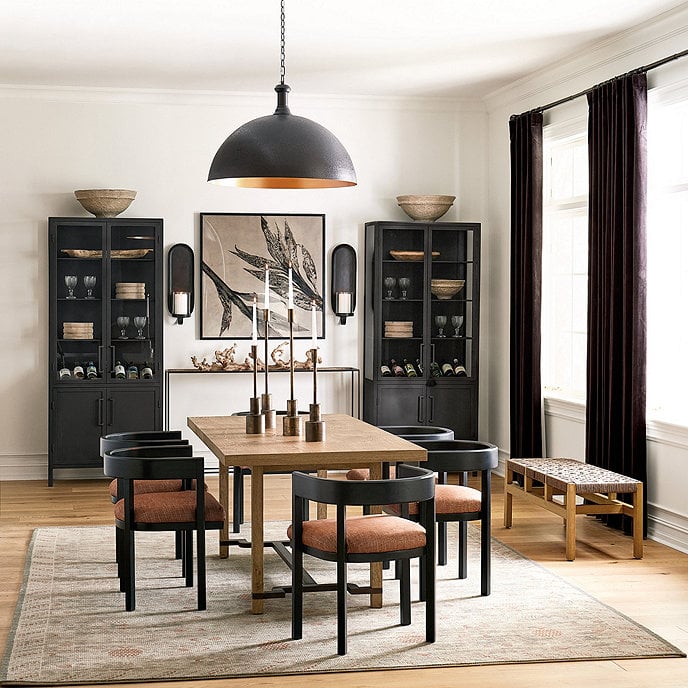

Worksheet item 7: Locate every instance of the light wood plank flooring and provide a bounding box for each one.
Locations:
[1,474,686,688]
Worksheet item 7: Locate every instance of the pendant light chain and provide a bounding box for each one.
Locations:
[280,0,286,86]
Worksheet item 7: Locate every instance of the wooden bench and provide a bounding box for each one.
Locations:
[504,458,643,561]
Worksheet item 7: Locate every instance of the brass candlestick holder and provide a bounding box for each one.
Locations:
[245,344,265,434]
[283,308,303,436]
[305,347,325,442]
[261,308,277,430]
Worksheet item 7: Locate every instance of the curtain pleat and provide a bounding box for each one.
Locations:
[586,73,648,534]
[509,112,544,459]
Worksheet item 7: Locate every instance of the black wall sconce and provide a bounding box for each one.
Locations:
[168,243,194,324]
[331,243,356,324]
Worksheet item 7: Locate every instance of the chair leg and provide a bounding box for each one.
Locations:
[425,549,436,643]
[124,529,136,611]
[458,521,468,579]
[232,467,243,533]
[438,521,448,566]
[336,557,347,656]
[197,529,207,610]
[184,531,193,587]
[175,531,182,559]
[481,514,491,596]
[116,527,125,591]
[419,552,427,602]
[399,558,411,626]
[291,543,303,641]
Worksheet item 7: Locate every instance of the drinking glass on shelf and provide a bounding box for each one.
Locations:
[398,277,410,300]
[116,316,130,339]
[435,315,447,338]
[451,315,464,337]
[83,275,96,299]
[383,276,396,300]
[133,316,147,339]
[64,275,77,299]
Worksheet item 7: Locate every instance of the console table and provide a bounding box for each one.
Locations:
[164,366,360,430]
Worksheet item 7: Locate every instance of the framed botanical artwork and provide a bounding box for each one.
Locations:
[200,213,326,340]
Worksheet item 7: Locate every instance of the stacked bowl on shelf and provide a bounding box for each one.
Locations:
[62,322,93,340]
[115,282,146,300]
[384,321,413,338]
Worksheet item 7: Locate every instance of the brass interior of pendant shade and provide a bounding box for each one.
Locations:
[213,177,356,189]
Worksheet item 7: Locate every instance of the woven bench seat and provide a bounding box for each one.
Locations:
[504,457,643,561]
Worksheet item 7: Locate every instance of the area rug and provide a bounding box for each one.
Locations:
[1,524,683,685]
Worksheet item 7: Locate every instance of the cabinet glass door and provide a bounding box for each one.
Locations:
[430,227,473,377]
[378,225,427,379]
[108,223,158,382]
[53,221,106,381]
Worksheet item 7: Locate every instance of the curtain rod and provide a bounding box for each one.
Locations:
[510,47,688,120]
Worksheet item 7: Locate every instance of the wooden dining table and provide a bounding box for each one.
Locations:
[187,413,427,613]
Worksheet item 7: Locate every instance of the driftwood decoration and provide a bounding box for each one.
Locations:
[191,342,322,372]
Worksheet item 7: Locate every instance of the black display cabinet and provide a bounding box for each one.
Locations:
[48,217,163,484]
[363,221,480,438]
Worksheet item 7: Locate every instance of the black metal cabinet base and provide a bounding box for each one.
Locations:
[48,217,163,485]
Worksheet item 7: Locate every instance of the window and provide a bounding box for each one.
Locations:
[541,122,588,401]
[646,89,688,426]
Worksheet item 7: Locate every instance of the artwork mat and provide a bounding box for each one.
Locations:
[200,213,326,340]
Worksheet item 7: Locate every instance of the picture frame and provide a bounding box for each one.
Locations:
[200,213,326,340]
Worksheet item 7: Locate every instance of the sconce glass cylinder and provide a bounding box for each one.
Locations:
[331,243,356,324]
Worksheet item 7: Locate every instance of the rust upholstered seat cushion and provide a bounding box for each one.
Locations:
[345,466,397,481]
[114,490,225,524]
[387,484,481,516]
[109,479,186,499]
[287,514,426,554]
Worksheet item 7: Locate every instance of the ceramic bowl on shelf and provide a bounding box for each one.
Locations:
[74,189,137,217]
[431,279,465,300]
[396,195,455,222]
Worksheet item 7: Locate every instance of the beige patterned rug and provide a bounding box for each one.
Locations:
[1,524,683,684]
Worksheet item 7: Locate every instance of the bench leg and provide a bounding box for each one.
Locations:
[633,484,644,559]
[504,466,514,528]
[565,483,576,561]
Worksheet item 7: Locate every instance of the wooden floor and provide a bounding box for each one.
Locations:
[1,474,686,688]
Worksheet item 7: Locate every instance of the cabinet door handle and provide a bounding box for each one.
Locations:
[97,398,104,427]
[97,346,104,374]
[110,346,116,373]
[419,342,425,367]
[428,395,435,422]
[430,343,436,364]
[417,395,425,423]
[108,398,114,426]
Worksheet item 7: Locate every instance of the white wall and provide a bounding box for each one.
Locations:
[484,4,688,552]
[0,86,487,479]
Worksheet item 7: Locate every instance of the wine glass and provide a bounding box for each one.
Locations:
[83,275,96,299]
[398,277,410,300]
[133,316,147,339]
[64,275,77,299]
[451,315,464,337]
[116,316,130,339]
[435,315,447,338]
[383,276,396,300]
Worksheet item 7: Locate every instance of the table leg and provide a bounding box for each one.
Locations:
[633,483,644,559]
[565,483,576,561]
[251,466,265,614]
[219,463,229,559]
[369,462,383,608]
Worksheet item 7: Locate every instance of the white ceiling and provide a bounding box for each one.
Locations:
[0,0,684,99]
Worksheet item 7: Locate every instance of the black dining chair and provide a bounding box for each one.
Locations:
[100,430,194,576]
[345,425,454,481]
[103,445,225,611]
[394,439,498,596]
[289,463,436,655]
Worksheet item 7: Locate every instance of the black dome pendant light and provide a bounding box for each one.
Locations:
[208,0,356,189]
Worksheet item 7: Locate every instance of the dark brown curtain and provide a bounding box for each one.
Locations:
[509,112,544,458]
[586,73,647,533]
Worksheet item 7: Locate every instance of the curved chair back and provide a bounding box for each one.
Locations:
[104,444,198,482]
[100,430,188,457]
[293,463,435,508]
[412,439,498,473]
[380,425,454,442]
